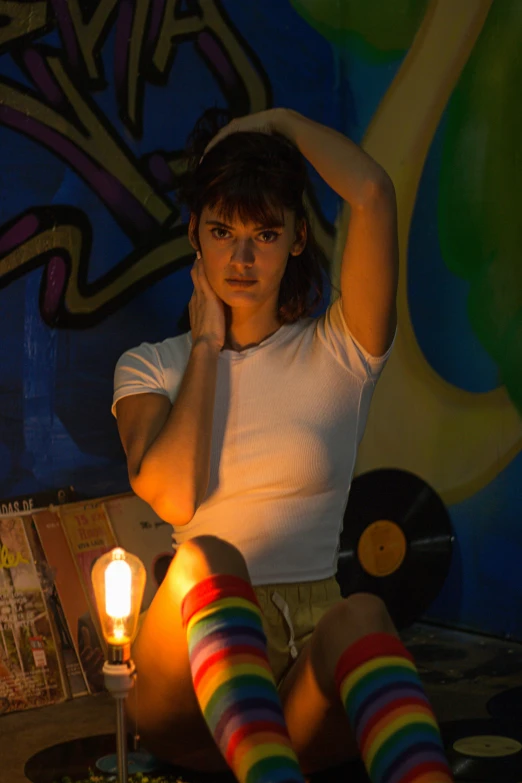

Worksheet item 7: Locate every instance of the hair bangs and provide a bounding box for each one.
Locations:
[205,172,287,228]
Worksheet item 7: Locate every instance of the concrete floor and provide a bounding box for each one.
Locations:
[3,622,522,783]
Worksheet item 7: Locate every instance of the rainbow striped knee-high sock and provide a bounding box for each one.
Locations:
[335,633,453,783]
[181,573,304,783]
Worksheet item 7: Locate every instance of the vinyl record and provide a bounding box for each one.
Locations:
[487,686,522,722]
[336,468,453,628]
[406,643,469,664]
[441,718,522,781]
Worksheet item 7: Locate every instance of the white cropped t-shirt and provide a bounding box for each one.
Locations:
[113,297,394,585]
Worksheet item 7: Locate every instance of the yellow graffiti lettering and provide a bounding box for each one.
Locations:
[0,1,48,49]
[0,58,172,226]
[152,0,268,113]
[125,0,154,132]
[153,0,205,75]
[0,221,192,314]
[58,0,118,82]
[0,544,29,569]
[200,1,268,114]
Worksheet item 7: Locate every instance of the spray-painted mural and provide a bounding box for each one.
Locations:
[0,1,521,638]
[0,0,337,497]
[291,0,522,637]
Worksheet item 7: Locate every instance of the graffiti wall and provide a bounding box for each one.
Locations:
[1,1,521,638]
[0,0,338,498]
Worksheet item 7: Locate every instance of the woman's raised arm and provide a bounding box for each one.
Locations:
[208,108,399,358]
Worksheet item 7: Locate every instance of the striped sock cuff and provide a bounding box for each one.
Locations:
[359,696,436,751]
[334,633,414,691]
[181,574,260,626]
[354,682,428,730]
[389,756,453,783]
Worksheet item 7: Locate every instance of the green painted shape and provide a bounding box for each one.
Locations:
[439,0,522,412]
[290,0,429,62]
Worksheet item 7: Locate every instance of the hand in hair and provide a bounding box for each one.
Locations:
[203,108,286,158]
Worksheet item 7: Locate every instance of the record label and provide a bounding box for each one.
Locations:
[453,735,522,758]
[442,718,522,781]
[357,519,407,577]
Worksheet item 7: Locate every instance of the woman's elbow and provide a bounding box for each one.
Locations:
[154,495,195,527]
[129,475,195,527]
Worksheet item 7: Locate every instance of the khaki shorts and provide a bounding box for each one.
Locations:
[137,575,342,689]
[253,576,343,688]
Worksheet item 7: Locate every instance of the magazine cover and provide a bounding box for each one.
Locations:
[58,500,118,618]
[59,500,119,691]
[0,516,66,714]
[24,516,89,699]
[104,493,173,611]
[32,508,103,694]
[0,486,77,518]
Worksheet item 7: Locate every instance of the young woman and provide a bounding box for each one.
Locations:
[113,108,453,783]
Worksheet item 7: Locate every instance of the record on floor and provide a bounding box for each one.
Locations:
[487,686,522,722]
[460,645,522,680]
[406,643,469,664]
[441,718,522,781]
[412,668,466,686]
[336,468,453,628]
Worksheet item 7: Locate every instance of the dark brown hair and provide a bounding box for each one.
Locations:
[177,109,332,324]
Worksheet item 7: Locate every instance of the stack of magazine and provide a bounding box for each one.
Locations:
[0,491,174,715]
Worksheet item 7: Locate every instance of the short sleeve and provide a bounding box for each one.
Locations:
[315,296,396,382]
[112,342,169,417]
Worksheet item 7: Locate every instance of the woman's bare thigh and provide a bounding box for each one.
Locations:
[279,637,358,775]
[126,536,249,771]
[279,593,397,775]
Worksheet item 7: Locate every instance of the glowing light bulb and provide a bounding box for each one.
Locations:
[91,547,146,651]
[105,557,131,619]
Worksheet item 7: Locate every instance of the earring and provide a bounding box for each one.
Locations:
[196,251,201,259]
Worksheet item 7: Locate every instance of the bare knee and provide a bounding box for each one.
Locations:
[169,535,250,597]
[341,592,396,636]
[310,592,397,691]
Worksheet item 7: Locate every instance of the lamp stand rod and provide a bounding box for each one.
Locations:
[103,659,137,783]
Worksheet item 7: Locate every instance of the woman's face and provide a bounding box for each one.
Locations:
[190,204,306,310]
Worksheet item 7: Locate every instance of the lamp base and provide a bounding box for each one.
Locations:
[96,750,161,775]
